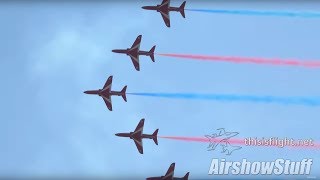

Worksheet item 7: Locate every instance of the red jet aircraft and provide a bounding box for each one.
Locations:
[147,163,189,180]
[142,0,186,27]
[84,76,127,111]
[115,119,158,154]
[112,35,156,71]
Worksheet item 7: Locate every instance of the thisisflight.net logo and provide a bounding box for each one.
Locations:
[208,158,313,175]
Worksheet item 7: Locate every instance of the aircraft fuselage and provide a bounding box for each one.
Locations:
[84,89,122,97]
[142,5,180,13]
[115,132,154,140]
[112,49,151,57]
[142,6,159,11]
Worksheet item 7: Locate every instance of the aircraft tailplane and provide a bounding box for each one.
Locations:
[179,1,186,18]
[121,86,127,102]
[149,45,156,62]
[152,129,159,145]
[183,172,190,180]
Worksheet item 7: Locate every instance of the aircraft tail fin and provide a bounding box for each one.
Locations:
[152,129,159,145]
[121,86,127,102]
[183,172,190,180]
[179,1,186,18]
[149,45,156,62]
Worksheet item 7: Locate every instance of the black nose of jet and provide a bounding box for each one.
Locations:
[112,49,124,53]
[115,133,120,136]
[84,90,98,95]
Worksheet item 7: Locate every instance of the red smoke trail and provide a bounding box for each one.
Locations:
[157,53,320,68]
[159,136,245,145]
[159,136,320,150]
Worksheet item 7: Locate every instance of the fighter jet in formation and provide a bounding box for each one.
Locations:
[112,35,156,71]
[147,163,189,180]
[115,119,158,154]
[142,0,186,27]
[84,76,127,111]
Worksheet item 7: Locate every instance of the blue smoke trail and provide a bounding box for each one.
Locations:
[185,9,320,18]
[127,93,320,106]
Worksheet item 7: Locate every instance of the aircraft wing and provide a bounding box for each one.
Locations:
[133,119,144,134]
[160,0,170,8]
[159,0,170,27]
[129,54,140,71]
[163,163,175,179]
[102,76,112,92]
[133,138,143,154]
[146,163,175,180]
[131,35,141,51]
[160,11,170,27]
[131,119,144,153]
[102,95,112,111]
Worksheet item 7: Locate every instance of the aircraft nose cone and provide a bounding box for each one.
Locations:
[142,6,146,9]
[112,49,122,53]
[84,91,89,94]
[115,133,120,136]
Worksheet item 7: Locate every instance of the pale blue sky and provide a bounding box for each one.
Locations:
[0,1,320,179]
